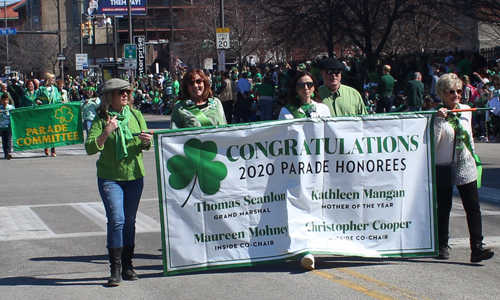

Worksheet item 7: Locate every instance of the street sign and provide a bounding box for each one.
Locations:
[216,28,230,50]
[57,53,66,61]
[134,36,146,77]
[5,66,11,74]
[123,58,137,70]
[75,53,88,71]
[124,44,137,59]
[0,27,16,35]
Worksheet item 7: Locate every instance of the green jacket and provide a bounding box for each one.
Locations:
[20,89,40,107]
[403,80,424,108]
[36,85,62,104]
[85,108,150,181]
[378,74,395,98]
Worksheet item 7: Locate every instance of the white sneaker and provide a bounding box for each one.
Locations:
[300,254,315,270]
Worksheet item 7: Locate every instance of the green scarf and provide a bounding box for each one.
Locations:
[436,104,482,187]
[24,89,36,102]
[285,103,314,119]
[182,99,214,126]
[108,106,134,161]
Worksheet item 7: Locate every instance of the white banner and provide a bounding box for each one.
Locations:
[155,114,437,275]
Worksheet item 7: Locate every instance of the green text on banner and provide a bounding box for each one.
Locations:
[155,113,438,275]
[11,102,84,151]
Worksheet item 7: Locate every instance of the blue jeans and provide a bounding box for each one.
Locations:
[259,97,274,121]
[84,120,93,134]
[98,177,144,248]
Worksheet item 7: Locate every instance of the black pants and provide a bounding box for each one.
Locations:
[1,129,12,158]
[376,96,393,113]
[221,100,234,124]
[437,181,483,249]
[234,93,250,123]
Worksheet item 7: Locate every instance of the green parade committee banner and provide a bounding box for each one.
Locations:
[10,102,84,151]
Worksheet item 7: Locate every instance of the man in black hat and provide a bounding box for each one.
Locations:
[318,58,367,116]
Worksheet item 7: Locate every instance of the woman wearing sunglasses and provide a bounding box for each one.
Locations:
[85,78,152,286]
[433,73,494,263]
[170,69,227,129]
[278,71,330,120]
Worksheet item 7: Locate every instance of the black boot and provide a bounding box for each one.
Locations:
[436,244,451,260]
[471,244,494,263]
[107,247,123,286]
[122,245,139,280]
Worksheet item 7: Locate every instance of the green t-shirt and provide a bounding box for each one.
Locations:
[85,109,150,181]
[319,85,368,116]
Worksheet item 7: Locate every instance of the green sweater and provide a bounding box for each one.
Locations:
[378,74,395,98]
[255,83,275,97]
[85,108,150,181]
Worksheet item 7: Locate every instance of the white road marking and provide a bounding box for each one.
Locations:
[0,199,161,242]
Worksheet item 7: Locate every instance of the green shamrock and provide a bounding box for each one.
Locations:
[55,106,74,123]
[167,138,227,207]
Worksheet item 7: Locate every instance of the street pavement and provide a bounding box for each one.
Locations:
[1,114,500,300]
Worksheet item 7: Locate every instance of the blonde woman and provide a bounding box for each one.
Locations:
[85,78,152,286]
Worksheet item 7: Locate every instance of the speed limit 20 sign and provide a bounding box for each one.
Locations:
[216,28,230,49]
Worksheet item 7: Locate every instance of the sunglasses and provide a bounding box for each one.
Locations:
[118,90,131,95]
[188,78,204,86]
[446,89,463,95]
[297,82,315,89]
[324,69,342,75]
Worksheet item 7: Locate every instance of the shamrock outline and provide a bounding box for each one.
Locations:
[167,138,227,207]
[55,106,74,123]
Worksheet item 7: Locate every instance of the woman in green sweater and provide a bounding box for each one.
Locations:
[85,78,152,286]
[170,69,227,128]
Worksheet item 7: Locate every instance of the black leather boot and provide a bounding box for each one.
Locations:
[122,245,138,280]
[470,244,494,263]
[107,247,123,286]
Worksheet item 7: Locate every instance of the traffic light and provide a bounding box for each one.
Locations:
[81,23,86,37]
[85,21,93,36]
[81,21,92,36]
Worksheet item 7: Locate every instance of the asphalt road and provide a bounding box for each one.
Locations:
[1,114,500,300]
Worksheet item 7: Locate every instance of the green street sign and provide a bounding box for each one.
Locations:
[124,44,137,59]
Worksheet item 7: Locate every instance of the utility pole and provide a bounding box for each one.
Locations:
[4,0,9,71]
[79,0,83,53]
[56,0,63,79]
[127,0,134,82]
[220,0,224,28]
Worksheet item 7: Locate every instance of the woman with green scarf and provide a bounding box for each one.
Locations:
[433,73,494,263]
[278,72,329,272]
[171,69,226,128]
[85,78,152,286]
[278,71,330,120]
[19,79,41,107]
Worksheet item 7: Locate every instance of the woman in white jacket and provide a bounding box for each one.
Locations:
[433,73,494,262]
